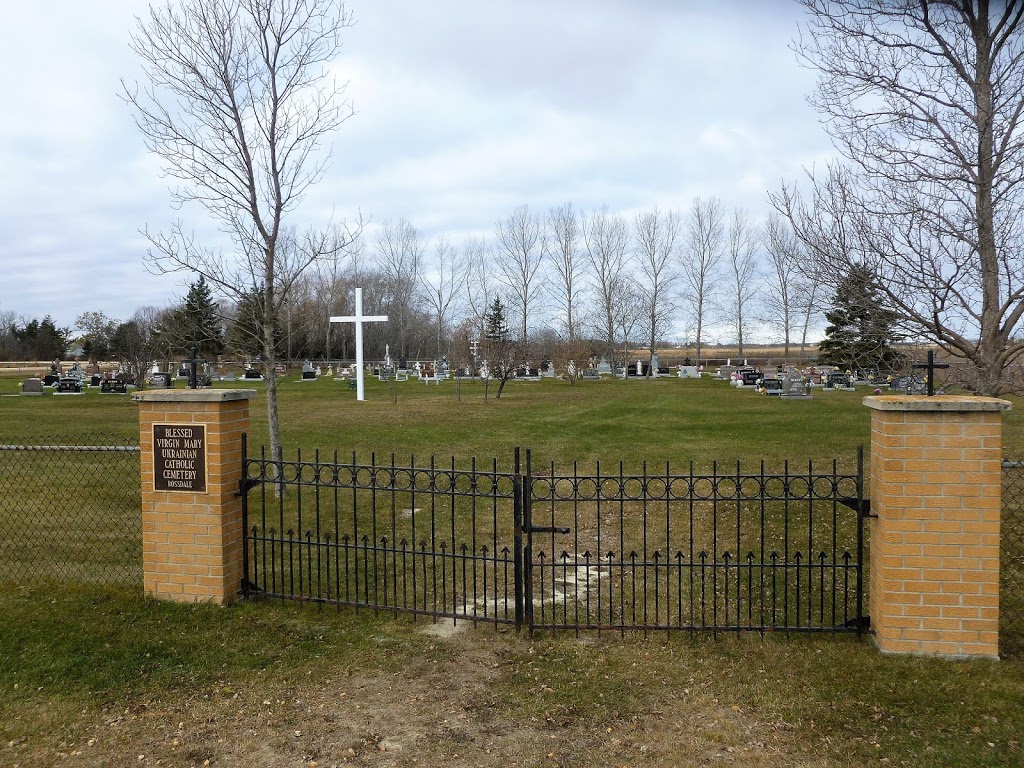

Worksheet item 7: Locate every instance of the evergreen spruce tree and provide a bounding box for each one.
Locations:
[227,286,278,360]
[484,297,509,341]
[180,276,225,356]
[817,264,904,373]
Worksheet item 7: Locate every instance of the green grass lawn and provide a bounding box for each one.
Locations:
[1,372,1023,766]
[7,372,1022,464]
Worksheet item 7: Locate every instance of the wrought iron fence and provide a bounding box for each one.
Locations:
[242,441,868,635]
[1001,460,1024,658]
[524,452,867,635]
[242,439,520,626]
[0,434,142,586]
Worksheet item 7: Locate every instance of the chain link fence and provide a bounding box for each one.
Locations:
[1002,460,1024,658]
[0,434,141,587]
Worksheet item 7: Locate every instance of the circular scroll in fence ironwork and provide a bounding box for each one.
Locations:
[152,423,207,492]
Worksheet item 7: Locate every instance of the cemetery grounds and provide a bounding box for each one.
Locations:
[1,373,1023,767]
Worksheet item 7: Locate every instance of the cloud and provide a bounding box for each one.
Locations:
[1,0,837,328]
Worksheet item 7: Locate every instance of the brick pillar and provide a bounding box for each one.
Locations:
[133,389,255,604]
[864,395,1010,658]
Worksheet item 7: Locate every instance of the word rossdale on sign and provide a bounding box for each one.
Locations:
[153,424,207,492]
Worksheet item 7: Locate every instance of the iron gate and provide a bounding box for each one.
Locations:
[241,438,868,635]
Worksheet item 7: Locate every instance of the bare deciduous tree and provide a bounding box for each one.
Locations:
[420,236,468,359]
[375,218,423,360]
[495,204,546,341]
[725,209,760,357]
[613,276,646,378]
[545,202,584,343]
[762,213,822,357]
[774,0,1024,394]
[124,0,359,465]
[634,207,681,374]
[582,206,631,359]
[463,236,493,341]
[683,197,724,362]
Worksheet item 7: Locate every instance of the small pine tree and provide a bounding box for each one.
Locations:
[484,297,509,341]
[179,275,224,356]
[817,264,904,373]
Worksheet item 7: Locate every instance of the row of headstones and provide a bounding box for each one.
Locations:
[22,368,136,396]
[716,364,928,398]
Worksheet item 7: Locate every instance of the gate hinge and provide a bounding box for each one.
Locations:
[839,497,873,518]
[236,477,263,497]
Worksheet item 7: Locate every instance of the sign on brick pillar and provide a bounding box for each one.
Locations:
[133,389,255,604]
[864,395,1011,659]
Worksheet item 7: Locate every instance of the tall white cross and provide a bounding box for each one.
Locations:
[329,288,388,401]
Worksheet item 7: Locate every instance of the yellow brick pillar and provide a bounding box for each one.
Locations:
[864,395,1010,658]
[133,389,256,604]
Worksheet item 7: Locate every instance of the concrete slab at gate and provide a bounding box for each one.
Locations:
[132,389,255,604]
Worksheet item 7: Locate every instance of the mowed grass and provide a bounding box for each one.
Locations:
[1,372,1023,766]
[8,371,1022,464]
[0,586,1021,767]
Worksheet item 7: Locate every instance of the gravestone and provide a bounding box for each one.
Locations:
[55,377,83,394]
[825,372,853,390]
[301,360,317,380]
[677,365,701,379]
[597,357,612,375]
[760,377,784,396]
[734,368,759,387]
[100,378,128,394]
[150,372,172,389]
[21,378,44,396]
[780,372,812,399]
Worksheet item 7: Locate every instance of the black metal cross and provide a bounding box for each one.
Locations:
[185,346,202,390]
[912,350,949,396]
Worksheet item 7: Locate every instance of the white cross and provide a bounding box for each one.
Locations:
[329,288,388,401]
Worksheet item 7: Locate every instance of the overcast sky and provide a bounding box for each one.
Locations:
[0,0,835,331]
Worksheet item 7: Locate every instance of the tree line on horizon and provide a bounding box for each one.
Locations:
[0,201,832,370]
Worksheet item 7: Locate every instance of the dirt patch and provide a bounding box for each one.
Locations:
[3,630,835,768]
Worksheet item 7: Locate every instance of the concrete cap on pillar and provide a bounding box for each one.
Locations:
[132,389,257,403]
[863,394,1011,412]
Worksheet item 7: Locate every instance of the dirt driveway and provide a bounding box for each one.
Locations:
[4,622,833,768]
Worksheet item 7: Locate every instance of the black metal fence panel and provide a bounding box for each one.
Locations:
[243,442,867,635]
[0,435,142,586]
[524,452,866,635]
[1002,460,1024,658]
[242,443,521,627]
